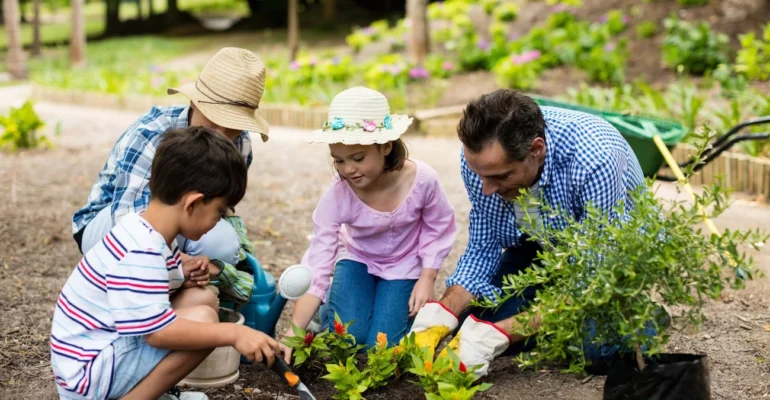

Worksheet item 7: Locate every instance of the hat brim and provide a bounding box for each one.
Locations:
[168,82,270,142]
[308,115,413,145]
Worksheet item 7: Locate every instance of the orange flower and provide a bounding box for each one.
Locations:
[376,332,388,348]
[424,360,433,373]
[392,347,401,355]
[334,320,346,335]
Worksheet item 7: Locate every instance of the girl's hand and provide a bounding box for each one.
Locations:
[279,327,295,364]
[409,276,435,317]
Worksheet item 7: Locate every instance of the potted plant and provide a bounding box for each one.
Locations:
[179,308,246,388]
[477,148,766,399]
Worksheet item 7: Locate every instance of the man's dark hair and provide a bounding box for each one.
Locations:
[380,139,409,172]
[457,89,546,161]
[150,127,247,208]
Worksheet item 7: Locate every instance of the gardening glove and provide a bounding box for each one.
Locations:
[407,301,459,356]
[438,315,511,378]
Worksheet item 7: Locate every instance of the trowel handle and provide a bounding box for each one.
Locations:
[270,357,301,388]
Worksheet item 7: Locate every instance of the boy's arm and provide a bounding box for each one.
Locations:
[144,318,279,365]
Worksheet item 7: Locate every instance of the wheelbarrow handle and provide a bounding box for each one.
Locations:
[659,132,770,181]
[711,116,770,149]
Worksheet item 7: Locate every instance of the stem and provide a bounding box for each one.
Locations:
[634,343,646,371]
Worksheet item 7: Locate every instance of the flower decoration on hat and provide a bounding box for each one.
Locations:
[330,117,345,130]
[363,120,377,132]
[384,115,393,130]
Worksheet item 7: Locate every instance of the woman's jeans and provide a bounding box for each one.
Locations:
[320,259,416,349]
[461,237,661,374]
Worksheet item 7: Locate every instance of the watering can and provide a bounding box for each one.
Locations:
[220,254,312,349]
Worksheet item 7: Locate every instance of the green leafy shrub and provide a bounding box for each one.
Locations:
[636,21,657,39]
[493,2,518,22]
[475,162,767,372]
[579,40,627,84]
[280,323,330,368]
[324,357,370,400]
[662,16,730,75]
[735,23,770,81]
[0,101,51,151]
[493,50,543,90]
[409,347,492,400]
[603,10,629,36]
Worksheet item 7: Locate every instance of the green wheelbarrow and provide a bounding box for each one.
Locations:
[531,96,770,181]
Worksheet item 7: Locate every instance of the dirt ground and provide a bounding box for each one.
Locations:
[0,85,769,400]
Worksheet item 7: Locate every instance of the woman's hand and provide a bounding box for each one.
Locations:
[409,269,438,317]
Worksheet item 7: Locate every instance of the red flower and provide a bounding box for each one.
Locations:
[459,362,467,373]
[334,320,346,335]
[304,332,314,346]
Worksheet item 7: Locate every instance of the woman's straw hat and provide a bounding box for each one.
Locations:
[168,47,270,142]
[309,86,413,145]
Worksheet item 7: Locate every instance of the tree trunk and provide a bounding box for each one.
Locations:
[105,0,121,35]
[3,0,28,79]
[70,0,85,67]
[321,0,335,23]
[30,0,40,57]
[288,0,299,61]
[406,0,429,65]
[135,0,142,20]
[166,0,179,25]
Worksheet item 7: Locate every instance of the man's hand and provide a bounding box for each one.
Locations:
[409,269,438,317]
[438,315,511,378]
[439,285,475,317]
[407,302,459,356]
[234,325,281,367]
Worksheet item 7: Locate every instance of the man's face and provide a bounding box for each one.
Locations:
[190,103,241,140]
[464,138,545,201]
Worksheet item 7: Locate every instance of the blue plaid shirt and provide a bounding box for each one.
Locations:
[445,107,645,301]
[72,105,253,234]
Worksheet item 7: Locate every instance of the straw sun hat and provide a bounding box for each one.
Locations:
[309,86,413,145]
[168,47,270,142]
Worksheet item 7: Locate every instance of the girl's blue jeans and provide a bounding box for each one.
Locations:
[461,237,662,374]
[320,259,416,349]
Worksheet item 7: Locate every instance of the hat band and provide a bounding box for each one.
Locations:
[322,115,393,132]
[195,79,259,111]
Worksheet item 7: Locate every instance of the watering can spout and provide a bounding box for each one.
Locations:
[240,255,314,338]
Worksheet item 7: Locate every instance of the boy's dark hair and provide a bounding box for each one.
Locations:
[150,127,247,208]
[380,139,409,172]
[457,89,546,161]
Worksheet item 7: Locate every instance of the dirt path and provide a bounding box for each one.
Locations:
[0,89,768,399]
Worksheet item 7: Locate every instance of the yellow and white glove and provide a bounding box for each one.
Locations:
[408,301,459,356]
[439,315,511,378]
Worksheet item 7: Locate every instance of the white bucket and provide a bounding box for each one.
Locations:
[179,308,244,388]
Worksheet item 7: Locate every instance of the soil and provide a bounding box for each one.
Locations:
[0,86,768,399]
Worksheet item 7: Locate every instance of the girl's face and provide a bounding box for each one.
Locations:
[329,143,392,190]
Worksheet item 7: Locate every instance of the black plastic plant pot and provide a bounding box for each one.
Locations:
[603,354,710,400]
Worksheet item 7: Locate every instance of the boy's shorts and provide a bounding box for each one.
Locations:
[108,335,171,398]
[55,336,170,400]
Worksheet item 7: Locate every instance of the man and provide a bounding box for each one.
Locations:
[409,89,645,376]
[72,47,269,275]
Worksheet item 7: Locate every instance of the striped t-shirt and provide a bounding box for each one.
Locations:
[51,213,184,399]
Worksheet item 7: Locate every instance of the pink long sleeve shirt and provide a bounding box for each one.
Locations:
[302,160,457,302]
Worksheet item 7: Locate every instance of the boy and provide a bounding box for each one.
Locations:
[51,127,280,400]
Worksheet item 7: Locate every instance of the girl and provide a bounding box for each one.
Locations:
[281,87,456,360]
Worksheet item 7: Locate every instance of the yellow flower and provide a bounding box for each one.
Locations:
[377,332,388,348]
[424,360,433,373]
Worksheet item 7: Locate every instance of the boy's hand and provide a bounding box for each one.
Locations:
[409,276,435,317]
[234,326,281,367]
[182,256,214,288]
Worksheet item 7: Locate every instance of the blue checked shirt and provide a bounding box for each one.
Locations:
[445,107,645,301]
[72,105,253,234]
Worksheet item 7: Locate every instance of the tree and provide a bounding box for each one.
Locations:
[3,0,28,79]
[31,0,41,57]
[321,0,335,23]
[406,0,429,65]
[70,0,86,67]
[288,0,299,61]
